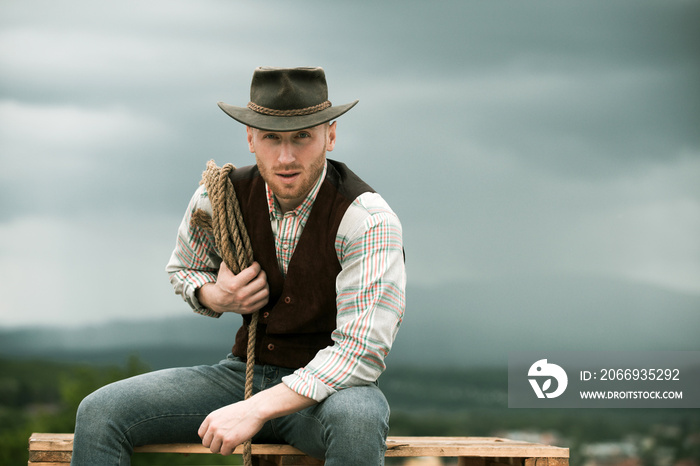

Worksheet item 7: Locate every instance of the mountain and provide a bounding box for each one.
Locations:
[392,274,700,367]
[1,275,698,369]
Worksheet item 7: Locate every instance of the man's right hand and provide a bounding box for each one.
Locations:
[196,261,269,315]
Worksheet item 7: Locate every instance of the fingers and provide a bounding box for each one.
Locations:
[233,261,261,282]
[199,420,221,454]
[215,261,269,314]
[243,267,270,312]
[198,414,244,456]
[235,263,269,314]
[198,416,209,439]
[199,416,225,455]
[218,261,262,289]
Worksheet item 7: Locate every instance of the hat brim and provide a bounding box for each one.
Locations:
[217,100,358,132]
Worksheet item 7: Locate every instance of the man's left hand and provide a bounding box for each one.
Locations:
[198,383,317,455]
[198,398,264,455]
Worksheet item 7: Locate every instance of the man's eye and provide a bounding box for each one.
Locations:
[297,132,311,139]
[263,133,278,140]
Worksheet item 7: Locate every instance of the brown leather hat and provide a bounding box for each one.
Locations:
[217,67,358,132]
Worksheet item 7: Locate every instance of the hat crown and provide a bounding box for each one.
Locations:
[250,67,329,111]
[217,65,357,131]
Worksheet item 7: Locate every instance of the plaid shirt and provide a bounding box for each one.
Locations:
[266,163,325,277]
[166,161,406,402]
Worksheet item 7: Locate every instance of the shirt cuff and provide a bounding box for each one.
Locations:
[282,368,337,403]
[175,277,222,318]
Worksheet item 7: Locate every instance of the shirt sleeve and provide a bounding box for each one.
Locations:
[282,192,406,402]
[165,184,223,317]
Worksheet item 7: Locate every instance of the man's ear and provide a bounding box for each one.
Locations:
[246,126,255,153]
[326,121,337,152]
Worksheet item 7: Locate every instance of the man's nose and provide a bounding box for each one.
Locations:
[277,141,295,164]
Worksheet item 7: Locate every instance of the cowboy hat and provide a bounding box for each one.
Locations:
[217,67,358,132]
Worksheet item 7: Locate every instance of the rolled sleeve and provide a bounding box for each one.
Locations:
[165,185,223,317]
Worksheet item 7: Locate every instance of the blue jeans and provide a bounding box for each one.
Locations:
[71,355,389,465]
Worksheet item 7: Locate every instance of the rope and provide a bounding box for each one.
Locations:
[191,160,257,466]
[247,100,331,116]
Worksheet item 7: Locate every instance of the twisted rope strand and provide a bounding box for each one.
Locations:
[247,100,331,116]
[191,160,258,466]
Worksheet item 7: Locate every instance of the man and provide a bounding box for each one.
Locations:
[71,66,406,465]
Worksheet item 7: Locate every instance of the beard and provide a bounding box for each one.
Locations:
[256,142,327,210]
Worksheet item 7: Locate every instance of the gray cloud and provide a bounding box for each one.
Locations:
[1,0,698,327]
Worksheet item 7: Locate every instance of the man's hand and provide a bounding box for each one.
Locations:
[198,383,318,455]
[196,261,269,314]
[198,398,265,455]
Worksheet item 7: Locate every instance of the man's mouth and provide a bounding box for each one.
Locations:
[277,171,300,182]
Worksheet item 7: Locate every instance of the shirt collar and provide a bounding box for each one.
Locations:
[266,161,327,220]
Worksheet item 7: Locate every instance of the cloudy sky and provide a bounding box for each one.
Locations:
[1,0,698,329]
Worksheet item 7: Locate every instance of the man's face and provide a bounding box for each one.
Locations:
[247,122,336,213]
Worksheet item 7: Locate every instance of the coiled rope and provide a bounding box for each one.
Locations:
[190,160,257,466]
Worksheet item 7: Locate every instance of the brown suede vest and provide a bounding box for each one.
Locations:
[229,159,374,369]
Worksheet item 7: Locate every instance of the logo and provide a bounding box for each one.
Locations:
[528,359,568,398]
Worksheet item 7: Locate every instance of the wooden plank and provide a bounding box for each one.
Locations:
[134,442,307,455]
[28,433,307,456]
[28,433,569,460]
[524,458,569,466]
[28,433,74,452]
[27,451,72,463]
[133,442,212,454]
[27,463,69,466]
[385,437,568,458]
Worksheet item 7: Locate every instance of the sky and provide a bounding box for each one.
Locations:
[1,0,699,329]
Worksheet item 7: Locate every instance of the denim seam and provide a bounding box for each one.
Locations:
[289,409,329,451]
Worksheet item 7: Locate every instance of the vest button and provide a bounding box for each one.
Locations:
[284,296,292,304]
[267,343,275,351]
[263,311,270,319]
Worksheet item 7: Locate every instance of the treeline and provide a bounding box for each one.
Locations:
[0,356,238,465]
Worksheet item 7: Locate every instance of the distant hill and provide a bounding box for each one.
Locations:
[0,315,233,369]
[393,274,700,367]
[1,275,698,369]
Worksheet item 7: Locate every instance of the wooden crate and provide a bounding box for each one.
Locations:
[28,433,569,465]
